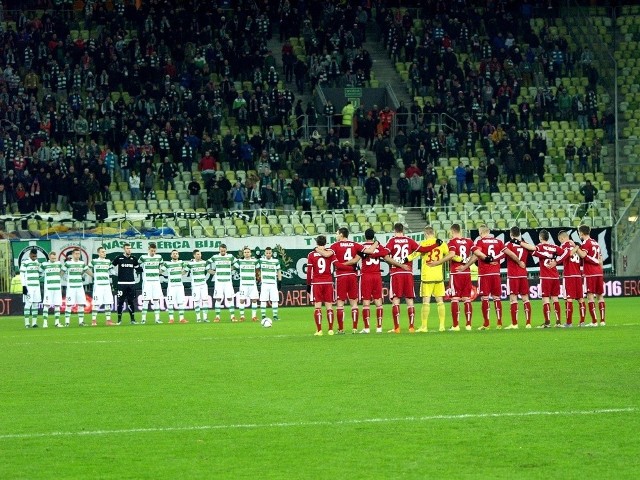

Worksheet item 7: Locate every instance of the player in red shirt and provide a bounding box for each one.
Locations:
[532,229,570,328]
[557,230,586,326]
[306,235,337,336]
[501,226,536,329]
[462,224,506,330]
[576,224,605,326]
[435,224,474,331]
[381,223,438,333]
[343,228,410,333]
[328,227,360,334]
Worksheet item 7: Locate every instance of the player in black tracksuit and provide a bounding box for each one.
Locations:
[111,243,140,324]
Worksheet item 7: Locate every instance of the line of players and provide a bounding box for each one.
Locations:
[20,242,282,328]
[305,222,606,335]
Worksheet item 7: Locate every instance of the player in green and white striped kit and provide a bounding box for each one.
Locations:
[20,249,42,328]
[259,247,282,321]
[209,244,237,322]
[89,247,115,326]
[139,243,164,324]
[41,251,64,328]
[62,248,91,326]
[237,247,260,321]
[186,249,210,323]
[162,249,188,323]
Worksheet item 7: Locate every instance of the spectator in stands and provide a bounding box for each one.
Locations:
[591,138,602,173]
[188,179,201,210]
[397,173,409,207]
[282,182,296,214]
[0,184,6,215]
[302,183,313,215]
[247,182,261,211]
[160,157,177,193]
[477,161,488,194]
[580,180,598,214]
[143,166,155,200]
[129,171,141,201]
[261,184,277,214]
[565,141,576,174]
[394,129,408,160]
[455,161,466,194]
[231,181,246,211]
[291,174,304,208]
[409,172,422,208]
[199,150,217,187]
[577,142,590,174]
[438,178,453,210]
[424,182,436,211]
[465,165,475,194]
[380,170,392,205]
[326,181,339,211]
[521,154,534,184]
[364,172,380,206]
[487,158,500,193]
[208,182,225,214]
[341,101,355,138]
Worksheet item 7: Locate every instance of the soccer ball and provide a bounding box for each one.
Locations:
[261,317,273,328]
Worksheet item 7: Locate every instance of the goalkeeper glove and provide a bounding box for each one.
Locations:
[511,238,521,245]
[22,286,28,295]
[484,255,494,263]
[435,239,443,246]
[306,284,311,294]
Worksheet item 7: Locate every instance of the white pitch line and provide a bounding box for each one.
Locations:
[0,408,635,441]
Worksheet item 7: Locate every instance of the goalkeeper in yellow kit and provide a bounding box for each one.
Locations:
[407,226,449,332]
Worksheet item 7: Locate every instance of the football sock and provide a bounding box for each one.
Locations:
[178,307,184,320]
[481,299,490,326]
[351,307,358,329]
[421,302,430,329]
[588,301,597,323]
[523,301,531,325]
[337,307,344,331]
[510,301,518,325]
[105,308,111,323]
[195,304,201,321]
[251,302,257,319]
[553,301,561,324]
[464,300,472,326]
[494,300,502,325]
[272,302,278,319]
[142,303,148,322]
[168,306,174,321]
[362,307,371,329]
[314,308,322,331]
[24,304,31,327]
[408,306,415,328]
[376,305,383,328]
[43,308,49,325]
[54,307,60,325]
[92,309,98,323]
[65,310,71,325]
[78,312,84,325]
[543,302,551,324]
[327,308,334,330]
[228,303,235,317]
[239,303,245,318]
[392,304,400,329]
[261,301,267,318]
[215,301,222,316]
[451,300,459,327]
[598,301,605,323]
[566,301,574,324]
[579,301,586,323]
[437,302,445,330]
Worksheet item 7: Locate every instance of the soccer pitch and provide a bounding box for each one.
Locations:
[1,298,638,479]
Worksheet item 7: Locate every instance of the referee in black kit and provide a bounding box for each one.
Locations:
[111,243,140,325]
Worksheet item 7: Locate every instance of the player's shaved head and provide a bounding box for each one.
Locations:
[364,228,375,240]
[539,229,550,241]
[316,235,327,246]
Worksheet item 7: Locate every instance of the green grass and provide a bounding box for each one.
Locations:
[1,297,639,479]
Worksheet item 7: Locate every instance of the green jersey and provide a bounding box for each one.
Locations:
[20,258,42,288]
[63,260,89,289]
[163,260,186,286]
[186,259,209,286]
[237,258,259,286]
[259,257,281,285]
[41,261,63,292]
[209,253,235,284]
[139,254,163,282]
[89,258,112,287]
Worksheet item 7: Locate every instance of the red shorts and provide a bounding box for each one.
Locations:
[335,275,358,301]
[390,274,415,300]
[449,273,472,298]
[360,274,383,301]
[584,275,604,295]
[311,283,334,303]
[477,274,502,297]
[540,278,561,298]
[563,276,584,300]
[507,277,529,296]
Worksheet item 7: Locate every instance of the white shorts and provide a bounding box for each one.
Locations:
[142,282,163,301]
[238,284,259,301]
[259,284,280,303]
[213,282,235,300]
[166,286,186,308]
[24,286,42,304]
[66,287,86,306]
[43,289,61,307]
[93,286,114,306]
[192,284,210,303]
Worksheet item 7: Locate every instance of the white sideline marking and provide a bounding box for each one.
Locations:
[0,408,635,441]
